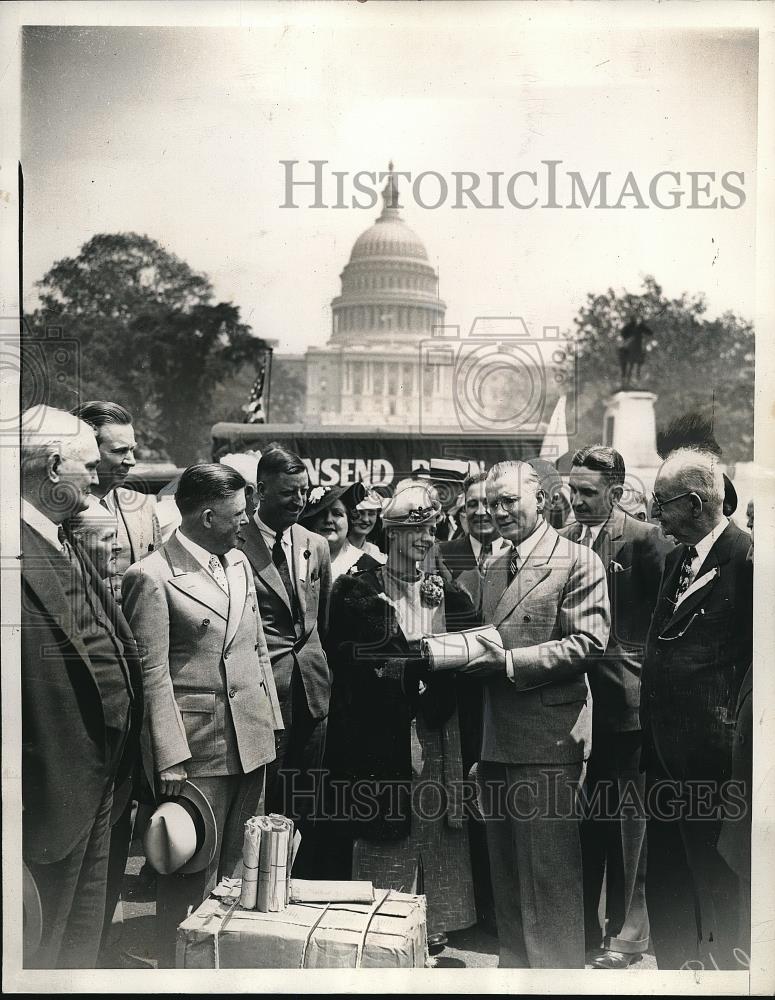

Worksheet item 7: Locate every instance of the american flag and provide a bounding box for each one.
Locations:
[242,350,271,424]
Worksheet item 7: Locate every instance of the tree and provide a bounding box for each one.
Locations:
[25,233,269,464]
[566,276,754,463]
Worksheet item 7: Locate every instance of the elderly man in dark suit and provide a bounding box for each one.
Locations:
[122,463,282,967]
[562,445,672,969]
[461,460,610,968]
[20,406,142,969]
[641,448,752,969]
[239,445,332,878]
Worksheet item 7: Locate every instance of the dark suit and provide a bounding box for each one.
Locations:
[240,518,332,877]
[478,524,610,967]
[439,534,478,579]
[561,507,672,955]
[641,519,752,969]
[21,520,142,968]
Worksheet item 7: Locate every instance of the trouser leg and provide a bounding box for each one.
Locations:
[27,781,113,969]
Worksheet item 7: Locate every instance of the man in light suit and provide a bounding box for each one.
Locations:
[240,445,332,878]
[462,460,610,968]
[21,406,142,968]
[641,448,752,969]
[122,463,283,966]
[73,401,162,606]
[562,445,672,969]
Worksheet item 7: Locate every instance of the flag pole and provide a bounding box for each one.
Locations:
[264,346,273,423]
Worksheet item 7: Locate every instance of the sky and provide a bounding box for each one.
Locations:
[20,10,758,355]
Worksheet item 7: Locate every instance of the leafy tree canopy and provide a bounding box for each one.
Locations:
[26,233,268,464]
[567,276,754,463]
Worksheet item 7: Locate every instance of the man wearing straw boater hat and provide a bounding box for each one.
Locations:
[122,463,283,966]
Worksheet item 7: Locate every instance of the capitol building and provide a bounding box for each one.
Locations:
[304,165,454,426]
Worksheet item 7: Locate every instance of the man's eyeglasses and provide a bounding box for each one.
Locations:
[485,495,521,514]
[650,490,702,515]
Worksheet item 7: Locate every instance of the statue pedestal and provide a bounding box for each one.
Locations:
[603,391,662,496]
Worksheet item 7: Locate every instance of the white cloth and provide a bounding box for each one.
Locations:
[330,540,365,580]
[21,498,62,552]
[674,517,729,608]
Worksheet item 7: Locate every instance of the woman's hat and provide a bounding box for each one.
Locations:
[381,481,442,528]
[142,781,217,875]
[355,486,384,512]
[300,482,367,522]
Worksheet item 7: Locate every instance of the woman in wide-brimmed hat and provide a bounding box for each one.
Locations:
[300,482,386,579]
[323,481,478,950]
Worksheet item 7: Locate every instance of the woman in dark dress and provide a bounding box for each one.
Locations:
[324,481,478,948]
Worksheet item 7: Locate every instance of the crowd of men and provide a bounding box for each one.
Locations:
[18,399,753,971]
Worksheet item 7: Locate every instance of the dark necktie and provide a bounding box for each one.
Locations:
[57,524,75,563]
[507,550,520,584]
[673,545,698,603]
[272,531,297,613]
[477,540,493,575]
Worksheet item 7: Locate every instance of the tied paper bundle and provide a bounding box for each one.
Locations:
[421,624,504,672]
[256,815,295,912]
[239,817,263,909]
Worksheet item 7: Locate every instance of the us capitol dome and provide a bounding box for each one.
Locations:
[304,163,453,426]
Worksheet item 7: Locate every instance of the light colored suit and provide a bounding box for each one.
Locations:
[481,525,610,765]
[107,487,162,603]
[122,533,283,964]
[122,534,282,778]
[477,524,610,968]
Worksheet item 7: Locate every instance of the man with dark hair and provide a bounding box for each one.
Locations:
[641,448,752,969]
[122,463,282,966]
[72,401,161,605]
[20,407,142,969]
[240,445,332,877]
[441,470,508,581]
[562,444,672,969]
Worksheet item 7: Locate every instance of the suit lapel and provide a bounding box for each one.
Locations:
[662,523,736,629]
[224,554,248,649]
[164,535,229,621]
[241,519,293,615]
[21,524,94,667]
[491,526,556,626]
[290,524,308,617]
[114,488,138,562]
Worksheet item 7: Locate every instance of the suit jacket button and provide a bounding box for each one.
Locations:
[523,615,531,622]
[229,688,236,699]
[202,619,210,627]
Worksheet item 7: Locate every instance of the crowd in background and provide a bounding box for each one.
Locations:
[19,399,753,971]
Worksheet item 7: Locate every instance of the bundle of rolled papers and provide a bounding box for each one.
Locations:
[420,624,504,672]
[240,814,296,911]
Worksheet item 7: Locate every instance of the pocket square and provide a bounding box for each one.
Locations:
[676,566,719,604]
[609,560,625,573]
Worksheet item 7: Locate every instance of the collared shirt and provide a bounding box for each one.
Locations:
[175,529,235,574]
[674,516,729,608]
[579,521,605,546]
[469,534,509,562]
[255,511,293,571]
[98,489,118,517]
[21,498,62,552]
[511,518,550,568]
